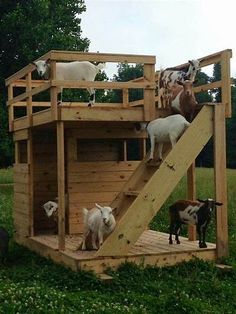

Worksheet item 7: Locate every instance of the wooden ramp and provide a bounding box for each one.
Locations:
[16,230,216,274]
[96,105,214,257]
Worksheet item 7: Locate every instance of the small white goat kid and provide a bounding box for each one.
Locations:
[32,59,105,106]
[82,203,116,250]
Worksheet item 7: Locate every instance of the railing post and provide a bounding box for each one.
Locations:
[214,103,228,259]
[122,88,129,107]
[50,60,58,120]
[221,50,232,118]
[143,63,156,121]
[26,72,32,127]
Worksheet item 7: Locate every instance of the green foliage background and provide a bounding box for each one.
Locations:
[0,1,236,169]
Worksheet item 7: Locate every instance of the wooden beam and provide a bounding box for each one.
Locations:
[7,82,51,106]
[214,103,228,258]
[221,50,232,117]
[122,89,129,107]
[27,130,34,236]
[26,72,32,127]
[143,64,156,121]
[96,105,214,256]
[50,50,156,64]
[51,80,155,90]
[8,85,14,131]
[12,79,48,88]
[50,61,58,120]
[193,81,222,94]
[13,129,29,142]
[57,121,66,251]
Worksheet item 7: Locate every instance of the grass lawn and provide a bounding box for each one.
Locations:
[0,167,236,313]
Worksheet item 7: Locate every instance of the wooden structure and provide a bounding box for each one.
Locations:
[6,49,232,275]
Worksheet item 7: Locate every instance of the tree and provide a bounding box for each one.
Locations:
[106,63,144,103]
[0,0,90,167]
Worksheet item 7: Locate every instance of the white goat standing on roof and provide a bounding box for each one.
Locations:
[32,59,106,106]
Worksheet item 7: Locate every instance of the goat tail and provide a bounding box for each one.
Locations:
[82,208,89,224]
[96,63,106,71]
[184,121,191,129]
[134,122,148,133]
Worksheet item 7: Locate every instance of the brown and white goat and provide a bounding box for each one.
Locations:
[169,199,223,248]
[170,80,197,122]
[159,59,200,106]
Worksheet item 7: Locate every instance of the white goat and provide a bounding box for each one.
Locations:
[42,200,58,221]
[32,59,106,106]
[82,203,116,250]
[136,114,190,162]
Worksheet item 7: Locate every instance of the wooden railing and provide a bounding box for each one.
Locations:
[5,51,156,130]
[5,49,232,131]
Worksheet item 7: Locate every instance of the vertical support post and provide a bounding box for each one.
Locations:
[123,140,127,161]
[15,141,20,163]
[140,138,146,159]
[122,89,129,107]
[50,60,58,120]
[221,50,232,118]
[27,129,34,236]
[187,163,196,241]
[8,85,13,131]
[26,72,32,127]
[214,103,228,258]
[57,121,65,251]
[143,63,156,121]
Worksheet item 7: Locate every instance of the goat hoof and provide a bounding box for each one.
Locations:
[88,103,92,107]
[176,240,180,244]
[199,242,207,248]
[169,240,173,245]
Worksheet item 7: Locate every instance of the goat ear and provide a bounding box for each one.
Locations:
[177,80,183,86]
[30,61,36,66]
[95,203,103,210]
[45,58,50,64]
[197,198,205,203]
[111,207,117,213]
[193,79,198,85]
[188,60,194,65]
[215,202,223,206]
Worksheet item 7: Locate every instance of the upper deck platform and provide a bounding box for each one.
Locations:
[5,49,232,132]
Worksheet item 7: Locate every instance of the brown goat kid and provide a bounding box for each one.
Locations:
[170,80,198,122]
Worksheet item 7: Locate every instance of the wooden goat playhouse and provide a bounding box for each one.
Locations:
[6,49,232,276]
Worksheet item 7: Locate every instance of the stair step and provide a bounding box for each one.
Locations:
[146,161,161,167]
[124,190,140,196]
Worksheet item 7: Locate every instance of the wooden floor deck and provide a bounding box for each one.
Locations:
[16,230,216,274]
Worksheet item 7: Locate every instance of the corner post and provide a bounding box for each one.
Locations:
[57,121,65,251]
[221,50,232,118]
[8,85,14,131]
[214,103,228,258]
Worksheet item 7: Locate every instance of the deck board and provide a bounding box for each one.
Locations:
[15,229,216,274]
[31,230,216,260]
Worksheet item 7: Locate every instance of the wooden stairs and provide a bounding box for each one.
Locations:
[95,105,214,257]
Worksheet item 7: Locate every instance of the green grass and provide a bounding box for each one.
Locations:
[0,167,13,184]
[0,168,236,313]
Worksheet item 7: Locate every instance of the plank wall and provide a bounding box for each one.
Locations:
[13,163,30,236]
[67,133,141,234]
[32,129,58,233]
